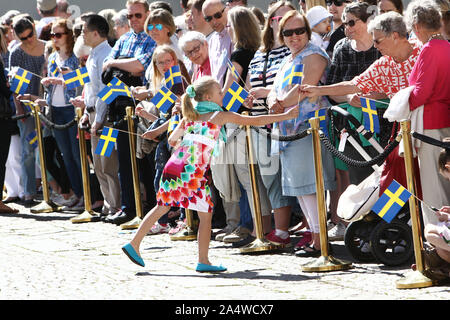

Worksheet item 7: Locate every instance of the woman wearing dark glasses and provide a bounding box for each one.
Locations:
[9,16,46,206]
[266,10,337,257]
[40,18,84,211]
[246,1,299,248]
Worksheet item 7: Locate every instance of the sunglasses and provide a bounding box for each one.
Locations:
[19,29,34,41]
[51,32,68,39]
[326,0,352,6]
[185,43,202,57]
[271,16,283,22]
[204,8,225,23]
[342,18,360,27]
[126,13,143,20]
[147,24,163,31]
[282,27,307,37]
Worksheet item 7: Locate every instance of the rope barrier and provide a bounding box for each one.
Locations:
[250,125,309,141]
[412,132,450,150]
[319,132,401,168]
[10,112,32,121]
[38,112,77,130]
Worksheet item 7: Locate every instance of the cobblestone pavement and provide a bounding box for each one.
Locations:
[0,201,449,301]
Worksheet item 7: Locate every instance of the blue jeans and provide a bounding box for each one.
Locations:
[51,106,83,197]
[238,183,253,231]
[17,116,37,197]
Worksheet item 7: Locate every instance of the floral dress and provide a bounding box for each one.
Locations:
[156,113,221,213]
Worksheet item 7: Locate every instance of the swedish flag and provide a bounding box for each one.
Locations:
[164,65,182,89]
[372,180,412,223]
[98,77,132,104]
[282,64,303,89]
[10,68,33,95]
[226,58,240,81]
[94,127,119,157]
[151,86,177,114]
[360,97,380,134]
[167,113,180,136]
[26,131,38,149]
[22,100,34,112]
[63,67,90,90]
[222,81,248,112]
[308,108,328,136]
[49,59,60,77]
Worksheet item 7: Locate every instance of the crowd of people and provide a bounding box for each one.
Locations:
[0,0,449,272]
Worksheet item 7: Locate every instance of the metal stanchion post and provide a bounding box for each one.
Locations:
[301,118,352,272]
[30,102,61,213]
[396,120,435,289]
[240,112,281,253]
[71,108,99,223]
[170,209,197,241]
[121,107,143,229]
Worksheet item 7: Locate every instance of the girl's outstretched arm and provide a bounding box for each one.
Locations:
[215,106,298,127]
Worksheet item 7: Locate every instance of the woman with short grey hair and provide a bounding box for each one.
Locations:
[404,0,450,227]
[367,10,407,37]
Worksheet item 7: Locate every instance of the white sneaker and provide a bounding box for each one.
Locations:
[223,226,251,243]
[60,194,78,207]
[147,222,171,235]
[328,222,346,241]
[214,225,235,241]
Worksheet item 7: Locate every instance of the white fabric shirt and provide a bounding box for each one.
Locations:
[207,28,233,86]
[84,40,112,124]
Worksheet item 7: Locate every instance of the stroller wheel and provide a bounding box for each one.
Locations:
[344,219,377,263]
[369,220,414,266]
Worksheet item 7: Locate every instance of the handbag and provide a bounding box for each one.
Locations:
[337,167,381,222]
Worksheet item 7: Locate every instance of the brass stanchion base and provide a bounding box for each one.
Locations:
[396,270,436,289]
[240,238,283,254]
[30,201,62,214]
[170,226,197,241]
[301,255,353,272]
[120,216,142,230]
[70,210,100,224]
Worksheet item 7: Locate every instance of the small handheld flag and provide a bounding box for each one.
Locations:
[360,97,380,134]
[95,127,119,157]
[151,86,177,114]
[98,77,132,104]
[167,113,180,136]
[222,81,248,113]
[49,59,61,77]
[164,65,182,89]
[308,108,328,136]
[63,67,90,90]
[371,180,412,223]
[226,58,240,82]
[26,131,38,149]
[282,64,303,89]
[10,68,33,95]
[22,100,34,112]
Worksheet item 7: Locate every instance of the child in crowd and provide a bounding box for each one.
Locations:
[122,76,298,272]
[306,5,333,51]
[424,139,450,264]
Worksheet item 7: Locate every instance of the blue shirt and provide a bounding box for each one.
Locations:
[104,30,156,82]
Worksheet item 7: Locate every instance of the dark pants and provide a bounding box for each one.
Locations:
[43,135,71,194]
[0,119,12,189]
[116,121,136,217]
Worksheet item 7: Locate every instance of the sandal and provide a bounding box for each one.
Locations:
[295,244,321,258]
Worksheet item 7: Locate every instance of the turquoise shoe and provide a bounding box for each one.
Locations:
[122,243,145,267]
[196,263,227,273]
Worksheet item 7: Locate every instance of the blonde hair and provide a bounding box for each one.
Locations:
[150,45,179,93]
[182,76,219,121]
[228,6,262,51]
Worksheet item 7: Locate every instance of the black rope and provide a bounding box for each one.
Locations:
[10,112,32,121]
[38,113,76,130]
[250,125,309,141]
[412,132,450,150]
[320,133,401,168]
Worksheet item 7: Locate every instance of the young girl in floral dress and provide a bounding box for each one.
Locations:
[122,76,298,272]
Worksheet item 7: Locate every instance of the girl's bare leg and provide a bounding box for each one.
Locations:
[197,211,212,265]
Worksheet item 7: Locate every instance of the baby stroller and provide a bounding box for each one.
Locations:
[329,106,414,267]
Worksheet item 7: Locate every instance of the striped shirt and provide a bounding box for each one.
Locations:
[248,46,291,116]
